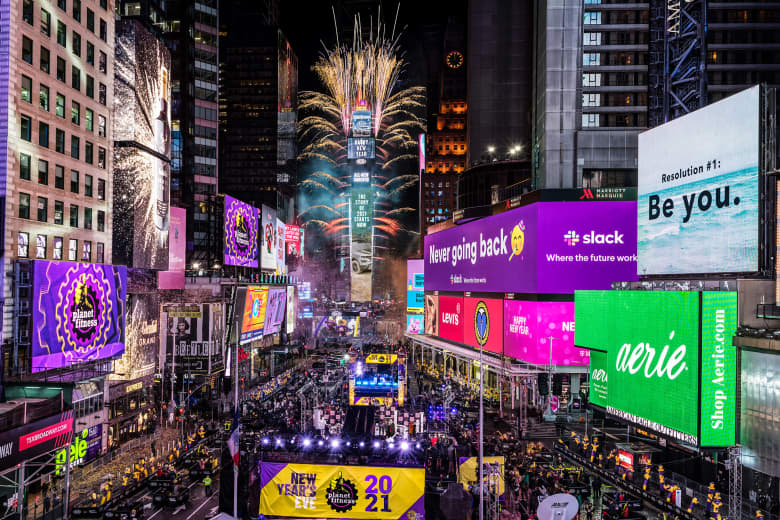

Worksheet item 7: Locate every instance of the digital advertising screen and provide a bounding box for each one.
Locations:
[406,259,424,313]
[158,206,186,289]
[350,171,373,302]
[463,297,503,354]
[638,85,760,275]
[114,293,159,381]
[437,295,463,343]
[406,315,423,334]
[276,219,287,275]
[418,133,426,173]
[285,225,302,258]
[161,303,224,373]
[224,195,259,268]
[264,288,287,336]
[425,201,637,294]
[347,137,376,159]
[286,285,296,335]
[424,294,438,335]
[32,262,127,372]
[259,463,425,520]
[261,205,278,271]
[588,349,608,408]
[240,286,269,344]
[503,300,588,366]
[575,290,737,446]
[352,110,372,137]
[55,425,102,475]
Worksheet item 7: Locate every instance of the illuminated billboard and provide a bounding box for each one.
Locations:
[406,315,423,334]
[418,133,426,173]
[348,138,376,159]
[263,287,287,336]
[463,297,503,354]
[239,286,269,344]
[424,294,438,335]
[437,295,463,343]
[224,195,259,268]
[259,463,425,520]
[114,20,172,270]
[424,201,637,294]
[351,171,373,302]
[575,290,737,446]
[406,259,424,313]
[32,262,127,372]
[161,302,224,374]
[352,110,372,137]
[638,86,760,274]
[588,349,608,408]
[285,225,301,258]
[286,286,295,335]
[276,218,286,275]
[261,205,277,271]
[114,293,159,381]
[158,206,186,289]
[503,300,588,366]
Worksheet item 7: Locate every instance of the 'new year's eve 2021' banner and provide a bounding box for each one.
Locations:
[259,463,425,520]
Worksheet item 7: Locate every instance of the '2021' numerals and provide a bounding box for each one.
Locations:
[364,475,392,513]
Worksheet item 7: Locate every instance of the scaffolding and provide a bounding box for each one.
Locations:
[728,445,742,520]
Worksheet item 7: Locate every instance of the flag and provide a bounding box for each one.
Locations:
[227,409,239,466]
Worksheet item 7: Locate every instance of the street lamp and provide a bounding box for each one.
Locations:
[487,145,495,154]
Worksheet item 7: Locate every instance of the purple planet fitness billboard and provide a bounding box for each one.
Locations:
[424,201,638,294]
[33,261,127,372]
[224,195,259,267]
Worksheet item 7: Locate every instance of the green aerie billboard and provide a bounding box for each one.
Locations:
[575,290,737,447]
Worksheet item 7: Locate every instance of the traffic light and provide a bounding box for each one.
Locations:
[552,374,564,396]
[177,407,185,421]
[538,373,549,396]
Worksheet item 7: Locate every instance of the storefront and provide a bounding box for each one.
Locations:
[106,375,156,449]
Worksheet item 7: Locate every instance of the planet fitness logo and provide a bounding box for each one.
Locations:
[325,472,358,512]
[474,301,490,346]
[55,267,114,363]
[225,199,258,264]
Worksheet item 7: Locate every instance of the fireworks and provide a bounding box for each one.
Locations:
[298,12,424,250]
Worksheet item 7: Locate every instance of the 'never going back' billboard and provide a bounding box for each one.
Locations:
[575,290,737,447]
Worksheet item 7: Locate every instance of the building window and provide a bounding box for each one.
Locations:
[54,200,64,224]
[84,207,92,230]
[55,165,64,189]
[98,51,107,74]
[96,242,104,263]
[583,93,601,107]
[20,153,31,180]
[36,235,47,259]
[97,178,105,200]
[85,141,93,164]
[582,113,601,128]
[57,0,65,10]
[19,193,30,219]
[71,135,79,159]
[584,12,601,24]
[87,9,95,32]
[98,83,106,105]
[37,197,48,222]
[71,101,80,125]
[54,237,63,260]
[583,53,600,66]
[72,31,81,57]
[57,21,66,47]
[85,108,93,131]
[72,0,81,22]
[70,170,79,193]
[100,0,107,10]
[20,115,32,141]
[86,41,94,66]
[18,233,29,258]
[39,84,49,110]
[56,128,65,153]
[69,204,78,227]
[584,32,601,46]
[86,75,94,98]
[38,159,48,184]
[22,36,33,64]
[98,114,106,136]
[82,241,91,261]
[38,121,49,147]
[40,46,49,73]
[55,93,64,117]
[23,0,34,24]
[41,8,51,35]
[99,19,107,41]
[85,174,93,196]
[21,75,32,103]
[98,147,105,168]
[583,73,602,87]
[71,65,80,90]
[68,239,77,261]
[97,210,104,231]
[56,57,66,82]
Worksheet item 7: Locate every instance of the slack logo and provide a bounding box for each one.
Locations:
[564,231,580,246]
[565,230,624,245]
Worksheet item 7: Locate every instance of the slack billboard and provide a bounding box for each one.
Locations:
[464,297,503,354]
[33,262,127,372]
[437,296,463,343]
[504,301,588,366]
[424,201,637,294]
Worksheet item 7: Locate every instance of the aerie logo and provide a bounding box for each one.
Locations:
[591,369,608,383]
[615,331,687,380]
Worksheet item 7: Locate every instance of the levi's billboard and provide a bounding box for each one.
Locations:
[575,290,737,447]
[424,201,637,294]
[437,296,463,343]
